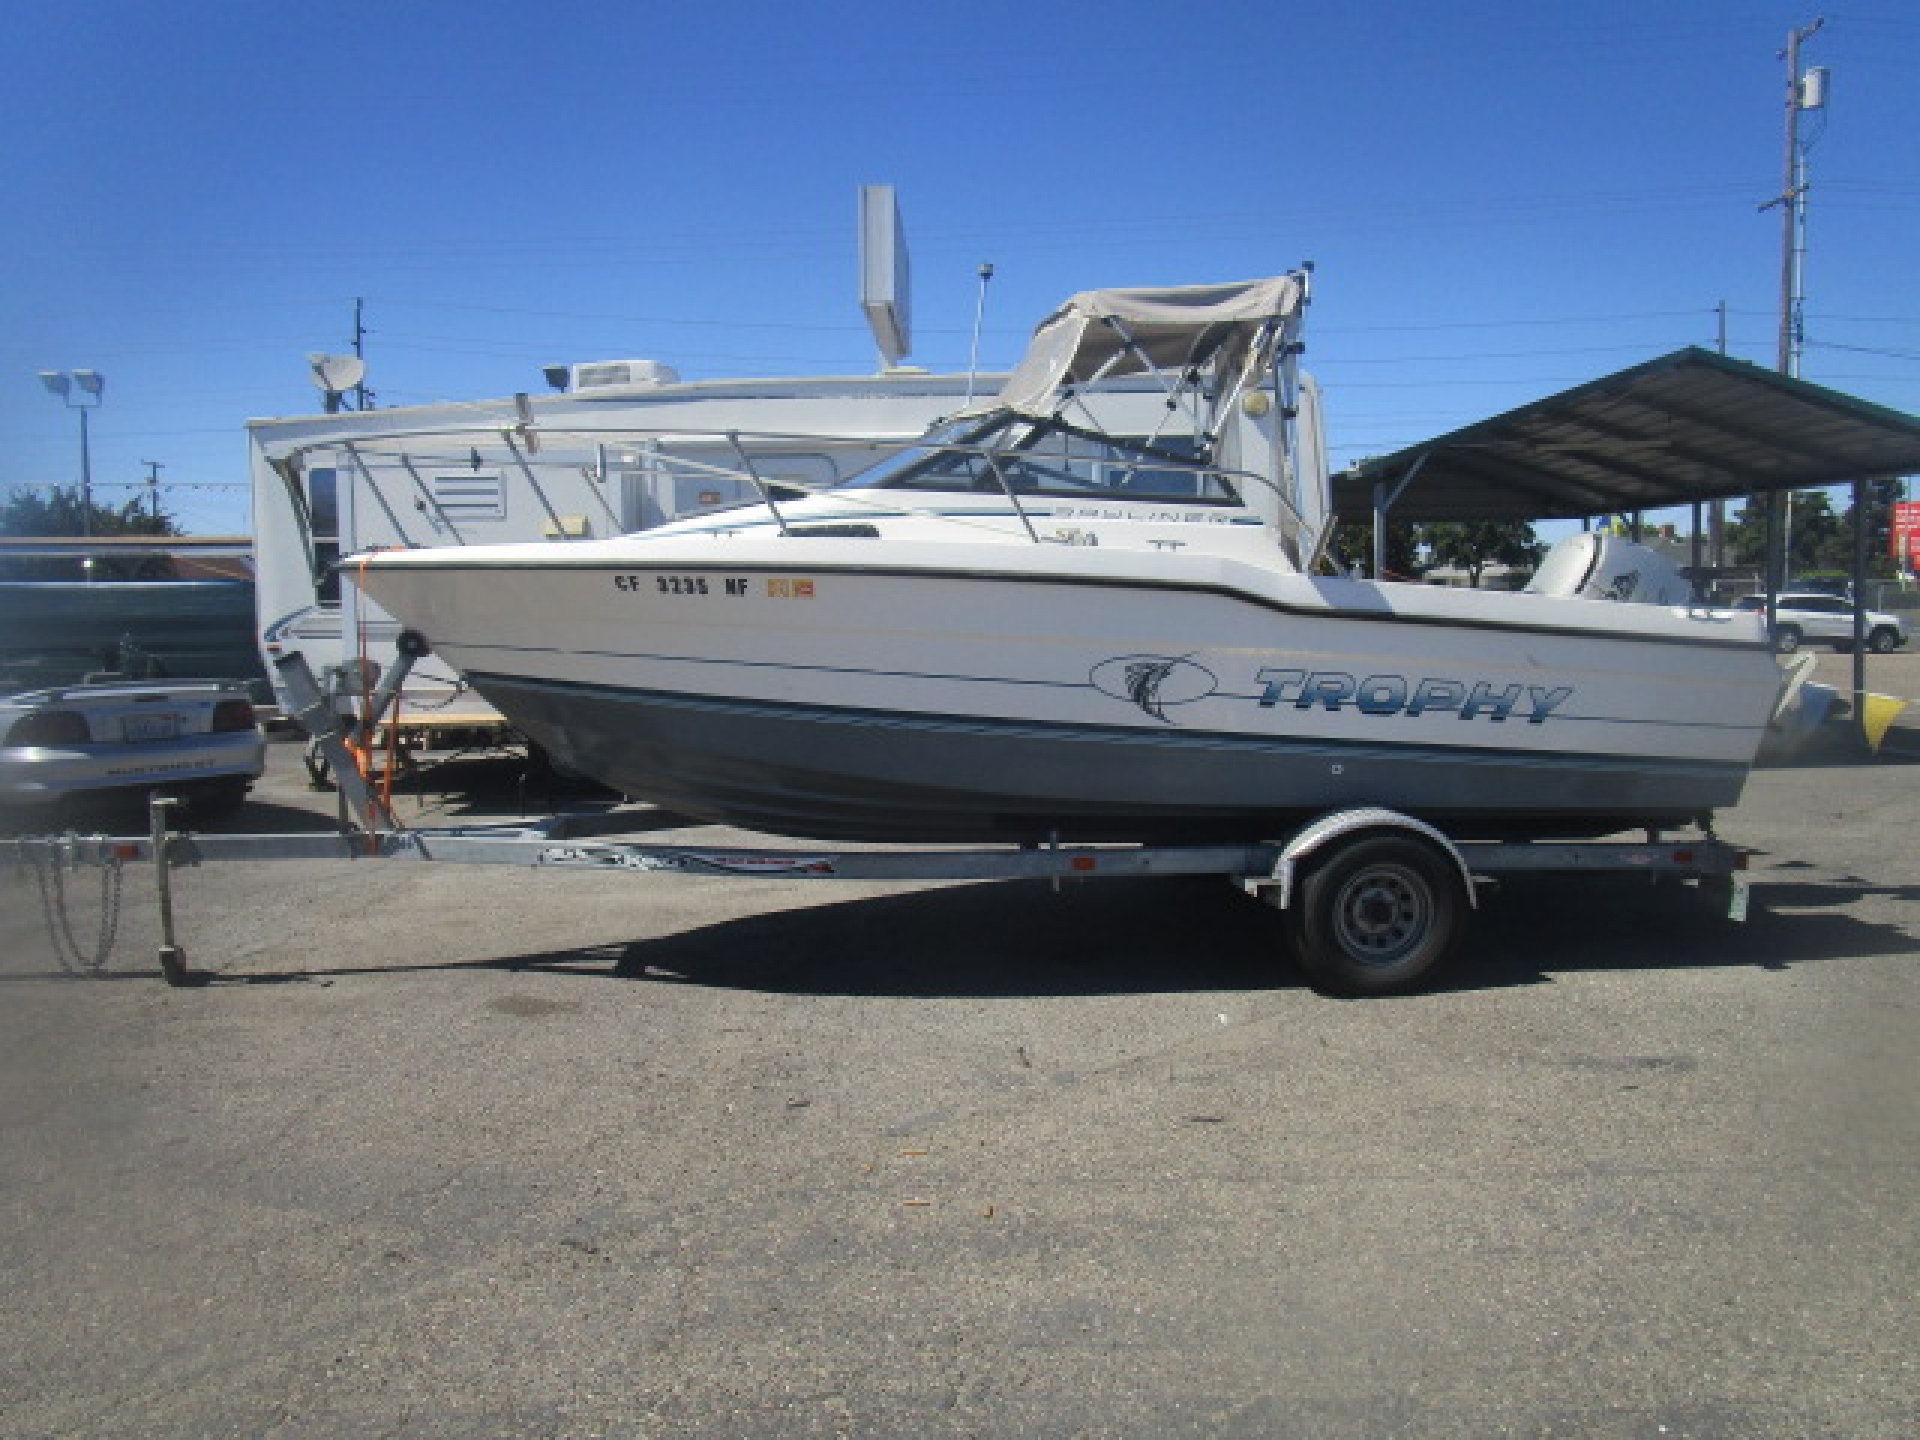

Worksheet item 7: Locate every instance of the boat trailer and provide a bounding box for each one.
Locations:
[4,655,1751,997]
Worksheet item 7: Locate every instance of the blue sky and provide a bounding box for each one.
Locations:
[3,0,1916,536]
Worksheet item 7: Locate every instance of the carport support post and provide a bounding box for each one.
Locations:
[1764,490,1785,636]
[1852,476,1868,741]
[1371,452,1429,579]
[1372,480,1386,578]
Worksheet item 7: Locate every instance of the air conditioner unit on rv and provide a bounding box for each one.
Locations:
[566,360,682,392]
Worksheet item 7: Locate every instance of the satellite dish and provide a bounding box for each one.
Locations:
[307,352,367,408]
[308,353,366,392]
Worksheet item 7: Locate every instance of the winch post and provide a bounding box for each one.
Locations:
[272,651,399,832]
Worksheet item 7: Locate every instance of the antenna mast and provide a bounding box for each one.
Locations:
[964,262,995,407]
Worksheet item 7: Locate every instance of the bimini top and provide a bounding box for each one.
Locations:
[988,274,1306,417]
[1335,347,1920,522]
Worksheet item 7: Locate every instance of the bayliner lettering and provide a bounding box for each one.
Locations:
[1254,668,1573,724]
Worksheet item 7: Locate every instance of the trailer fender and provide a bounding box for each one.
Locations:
[1246,807,1478,914]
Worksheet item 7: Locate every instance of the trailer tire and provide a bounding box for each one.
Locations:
[1285,833,1465,997]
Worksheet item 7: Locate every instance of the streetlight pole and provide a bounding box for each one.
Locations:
[37,368,106,541]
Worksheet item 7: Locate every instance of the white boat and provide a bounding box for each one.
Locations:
[248,366,1009,723]
[350,273,1785,843]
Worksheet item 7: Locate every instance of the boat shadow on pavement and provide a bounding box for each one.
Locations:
[76,854,1915,998]
[472,868,1916,1000]
[20,753,1911,997]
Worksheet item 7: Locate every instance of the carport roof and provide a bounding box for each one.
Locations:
[1331,346,1920,523]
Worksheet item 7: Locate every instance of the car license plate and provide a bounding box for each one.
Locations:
[121,712,181,742]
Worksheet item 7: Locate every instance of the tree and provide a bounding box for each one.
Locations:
[1418,520,1547,588]
[1724,483,1907,583]
[1325,519,1423,580]
[1833,476,1905,573]
[0,485,182,581]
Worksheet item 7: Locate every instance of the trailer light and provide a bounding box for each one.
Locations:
[1071,855,1097,872]
[212,700,258,733]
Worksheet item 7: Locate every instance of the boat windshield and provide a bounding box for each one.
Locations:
[836,412,1240,505]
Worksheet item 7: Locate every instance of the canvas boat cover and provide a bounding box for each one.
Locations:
[988,275,1305,417]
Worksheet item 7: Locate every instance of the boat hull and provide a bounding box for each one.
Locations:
[477,669,1753,841]
[355,545,1782,843]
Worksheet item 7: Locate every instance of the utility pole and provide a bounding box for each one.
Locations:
[1760,17,1827,601]
[1772,19,1826,380]
[352,297,372,411]
[142,460,165,523]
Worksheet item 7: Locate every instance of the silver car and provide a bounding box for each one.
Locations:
[1731,592,1909,654]
[0,679,266,817]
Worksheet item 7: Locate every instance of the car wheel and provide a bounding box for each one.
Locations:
[1773,624,1802,654]
[1868,627,1901,654]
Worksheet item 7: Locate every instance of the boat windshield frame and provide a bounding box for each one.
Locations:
[834,410,1246,507]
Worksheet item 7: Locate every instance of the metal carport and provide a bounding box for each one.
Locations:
[1329,345,1920,737]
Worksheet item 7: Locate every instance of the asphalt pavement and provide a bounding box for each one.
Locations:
[2,657,1917,1438]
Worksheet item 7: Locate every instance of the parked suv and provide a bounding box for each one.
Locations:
[1731,592,1909,654]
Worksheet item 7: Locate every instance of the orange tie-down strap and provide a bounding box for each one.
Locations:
[347,550,403,811]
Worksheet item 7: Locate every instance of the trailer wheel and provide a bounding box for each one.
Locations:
[1285,833,1466,996]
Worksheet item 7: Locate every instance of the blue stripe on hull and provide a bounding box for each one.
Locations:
[474,671,1752,843]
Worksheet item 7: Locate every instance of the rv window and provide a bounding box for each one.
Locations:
[308,467,342,604]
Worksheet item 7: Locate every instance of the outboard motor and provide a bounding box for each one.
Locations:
[1524,531,1692,605]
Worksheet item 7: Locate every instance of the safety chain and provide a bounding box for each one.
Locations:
[26,837,124,977]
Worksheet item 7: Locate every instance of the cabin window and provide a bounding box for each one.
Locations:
[430,471,506,522]
[847,416,1232,504]
[308,466,341,603]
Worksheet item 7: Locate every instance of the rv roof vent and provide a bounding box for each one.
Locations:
[570,360,682,392]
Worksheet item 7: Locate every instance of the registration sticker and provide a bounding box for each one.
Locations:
[767,578,817,599]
